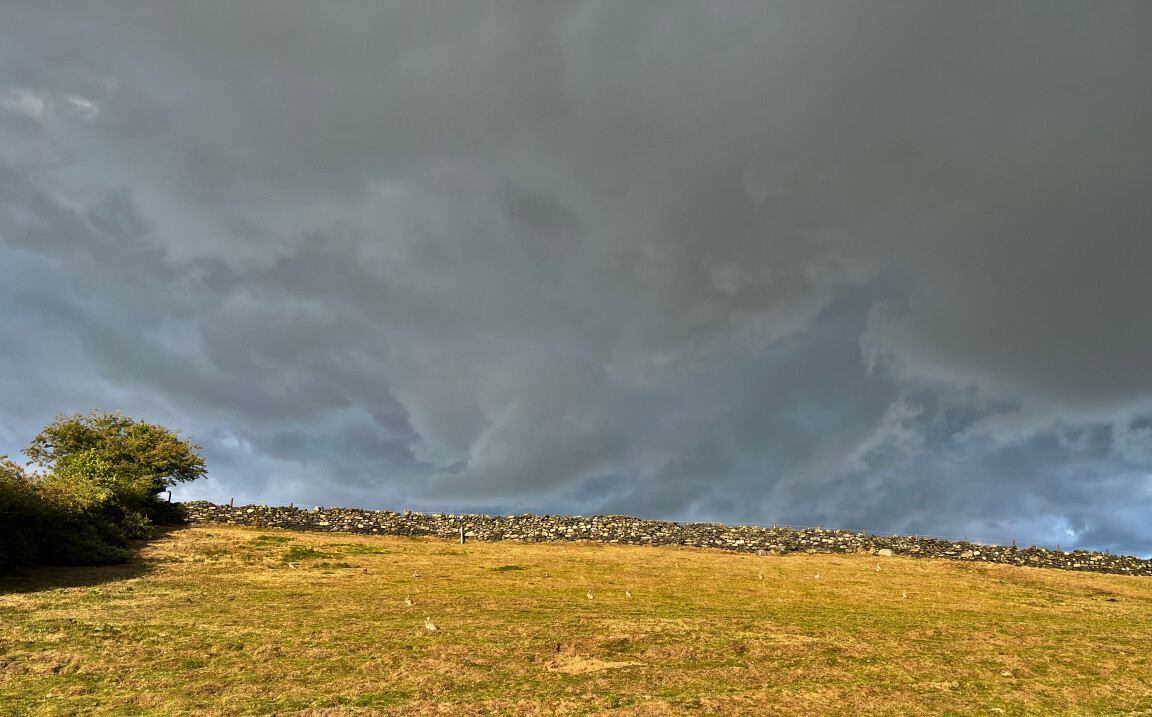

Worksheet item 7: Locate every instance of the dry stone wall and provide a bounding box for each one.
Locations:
[178,501,1152,577]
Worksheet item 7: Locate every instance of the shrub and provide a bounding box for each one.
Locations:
[0,456,42,572]
[0,455,132,570]
[0,410,206,573]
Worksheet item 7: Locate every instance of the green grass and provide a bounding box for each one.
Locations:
[2,525,1151,715]
[252,535,295,545]
[326,543,392,555]
[281,545,334,563]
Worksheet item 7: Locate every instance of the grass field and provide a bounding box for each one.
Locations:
[2,525,1151,716]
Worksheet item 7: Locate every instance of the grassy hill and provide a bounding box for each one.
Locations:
[2,524,1151,716]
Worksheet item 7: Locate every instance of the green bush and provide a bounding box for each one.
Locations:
[0,410,206,573]
[35,510,131,566]
[0,455,132,570]
[0,456,42,572]
[121,511,155,540]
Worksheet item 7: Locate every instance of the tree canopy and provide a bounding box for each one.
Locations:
[24,409,206,499]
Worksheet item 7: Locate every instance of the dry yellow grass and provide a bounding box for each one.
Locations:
[2,524,1152,716]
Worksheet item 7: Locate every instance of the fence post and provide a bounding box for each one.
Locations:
[230,498,234,507]
[460,526,466,545]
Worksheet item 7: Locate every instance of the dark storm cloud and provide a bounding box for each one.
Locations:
[2,2,1151,553]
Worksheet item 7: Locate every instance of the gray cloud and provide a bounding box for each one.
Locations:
[2,2,1151,553]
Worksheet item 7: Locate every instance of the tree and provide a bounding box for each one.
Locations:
[3,411,208,572]
[0,410,208,572]
[24,409,207,507]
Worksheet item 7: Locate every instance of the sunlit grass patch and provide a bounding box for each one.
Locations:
[281,545,334,563]
[252,535,295,546]
[2,524,1151,715]
[310,562,354,570]
[325,543,392,555]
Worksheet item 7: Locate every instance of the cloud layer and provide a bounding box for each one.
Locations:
[3,2,1151,553]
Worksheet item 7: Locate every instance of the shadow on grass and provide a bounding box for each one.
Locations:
[0,524,188,594]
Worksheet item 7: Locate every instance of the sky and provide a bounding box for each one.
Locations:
[2,2,1151,554]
